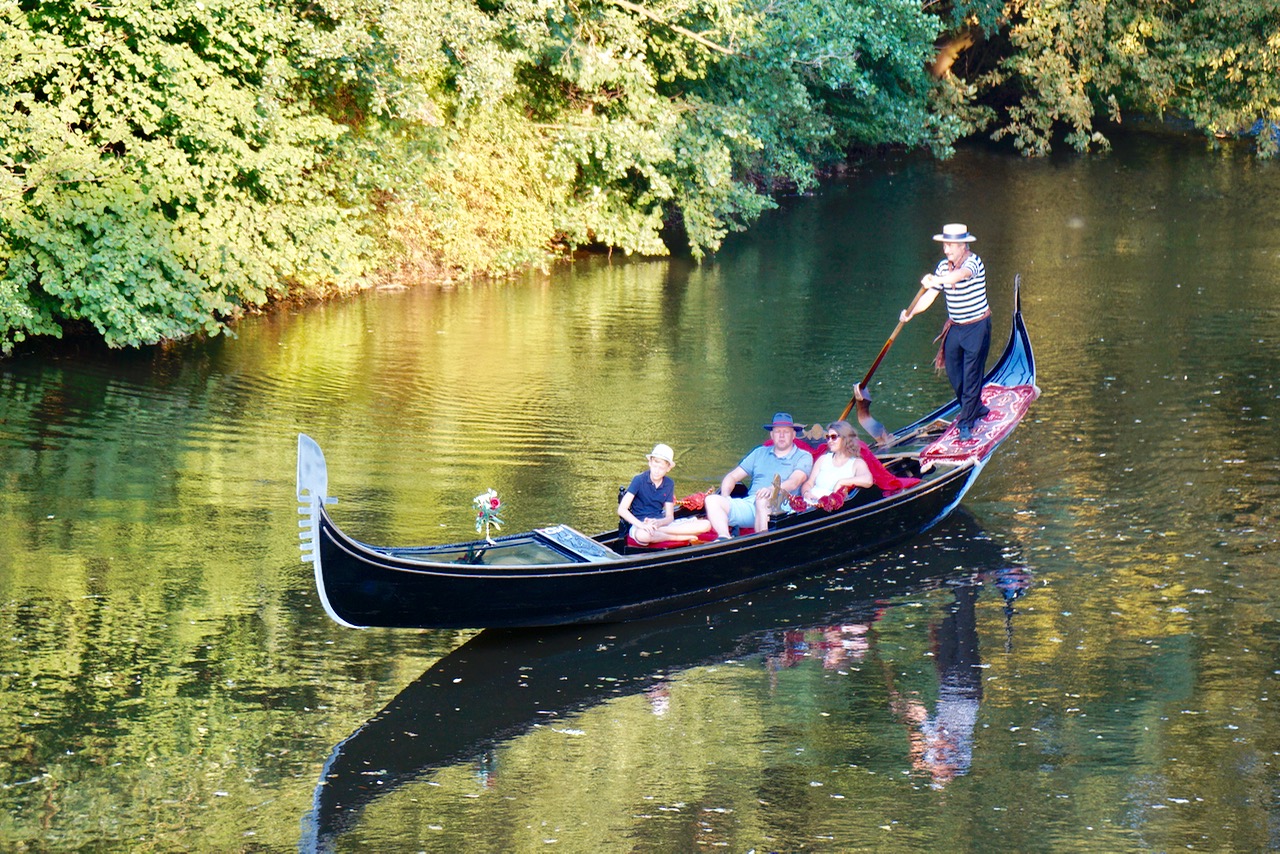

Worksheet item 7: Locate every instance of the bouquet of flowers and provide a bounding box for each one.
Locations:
[473,489,504,543]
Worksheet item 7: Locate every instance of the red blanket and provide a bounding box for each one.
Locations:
[859,441,921,495]
[777,437,921,496]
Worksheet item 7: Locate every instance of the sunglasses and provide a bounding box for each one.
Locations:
[826,433,842,441]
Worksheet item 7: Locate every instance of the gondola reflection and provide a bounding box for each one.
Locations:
[300,509,1030,852]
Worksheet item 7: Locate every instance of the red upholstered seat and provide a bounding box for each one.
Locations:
[626,530,718,550]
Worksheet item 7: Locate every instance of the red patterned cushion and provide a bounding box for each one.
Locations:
[920,384,1040,465]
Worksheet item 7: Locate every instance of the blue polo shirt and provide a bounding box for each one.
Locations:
[738,444,813,495]
[626,472,675,520]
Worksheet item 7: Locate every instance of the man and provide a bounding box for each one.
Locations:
[705,412,814,539]
[899,223,991,440]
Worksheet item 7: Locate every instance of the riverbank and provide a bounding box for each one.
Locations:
[2,122,1262,365]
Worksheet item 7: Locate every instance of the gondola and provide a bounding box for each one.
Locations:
[296,281,1038,630]
[300,510,1032,852]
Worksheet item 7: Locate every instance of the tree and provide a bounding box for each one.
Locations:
[0,0,370,353]
[971,0,1280,156]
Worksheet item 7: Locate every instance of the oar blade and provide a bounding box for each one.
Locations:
[854,393,892,446]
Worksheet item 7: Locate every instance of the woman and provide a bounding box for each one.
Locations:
[801,421,873,503]
[618,443,713,544]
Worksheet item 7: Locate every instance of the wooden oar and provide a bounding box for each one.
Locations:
[838,285,932,445]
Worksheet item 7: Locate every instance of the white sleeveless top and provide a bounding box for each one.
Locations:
[811,453,857,497]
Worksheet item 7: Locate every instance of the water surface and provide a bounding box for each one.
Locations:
[1,133,1278,851]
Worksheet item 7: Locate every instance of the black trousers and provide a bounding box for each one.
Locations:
[944,315,991,426]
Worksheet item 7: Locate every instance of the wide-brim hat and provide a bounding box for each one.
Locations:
[647,443,675,466]
[762,412,801,431]
[933,223,977,243]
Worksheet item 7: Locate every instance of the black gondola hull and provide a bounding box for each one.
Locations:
[313,461,977,628]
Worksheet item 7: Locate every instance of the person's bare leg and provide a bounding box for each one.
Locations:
[754,489,773,532]
[658,517,712,542]
[629,524,656,545]
[704,494,733,538]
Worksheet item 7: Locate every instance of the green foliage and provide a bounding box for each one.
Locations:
[302,0,958,264]
[1112,0,1280,156]
[977,0,1280,156]
[390,108,562,277]
[1,0,371,352]
[978,0,1116,155]
[7,0,1280,352]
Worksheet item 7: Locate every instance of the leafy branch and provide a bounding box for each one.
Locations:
[606,0,736,55]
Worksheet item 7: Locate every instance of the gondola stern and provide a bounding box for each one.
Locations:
[1009,274,1036,386]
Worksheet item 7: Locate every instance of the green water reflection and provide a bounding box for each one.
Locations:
[1,133,1278,850]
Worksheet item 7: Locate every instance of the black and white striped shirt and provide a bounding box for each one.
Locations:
[934,253,988,323]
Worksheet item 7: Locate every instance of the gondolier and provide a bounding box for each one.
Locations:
[900,223,992,440]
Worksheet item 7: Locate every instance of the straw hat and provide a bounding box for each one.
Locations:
[933,223,977,243]
[647,443,675,466]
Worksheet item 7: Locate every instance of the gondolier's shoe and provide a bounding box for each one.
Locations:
[958,422,973,440]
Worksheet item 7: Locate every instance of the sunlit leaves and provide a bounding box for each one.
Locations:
[0,0,368,352]
[979,0,1280,157]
